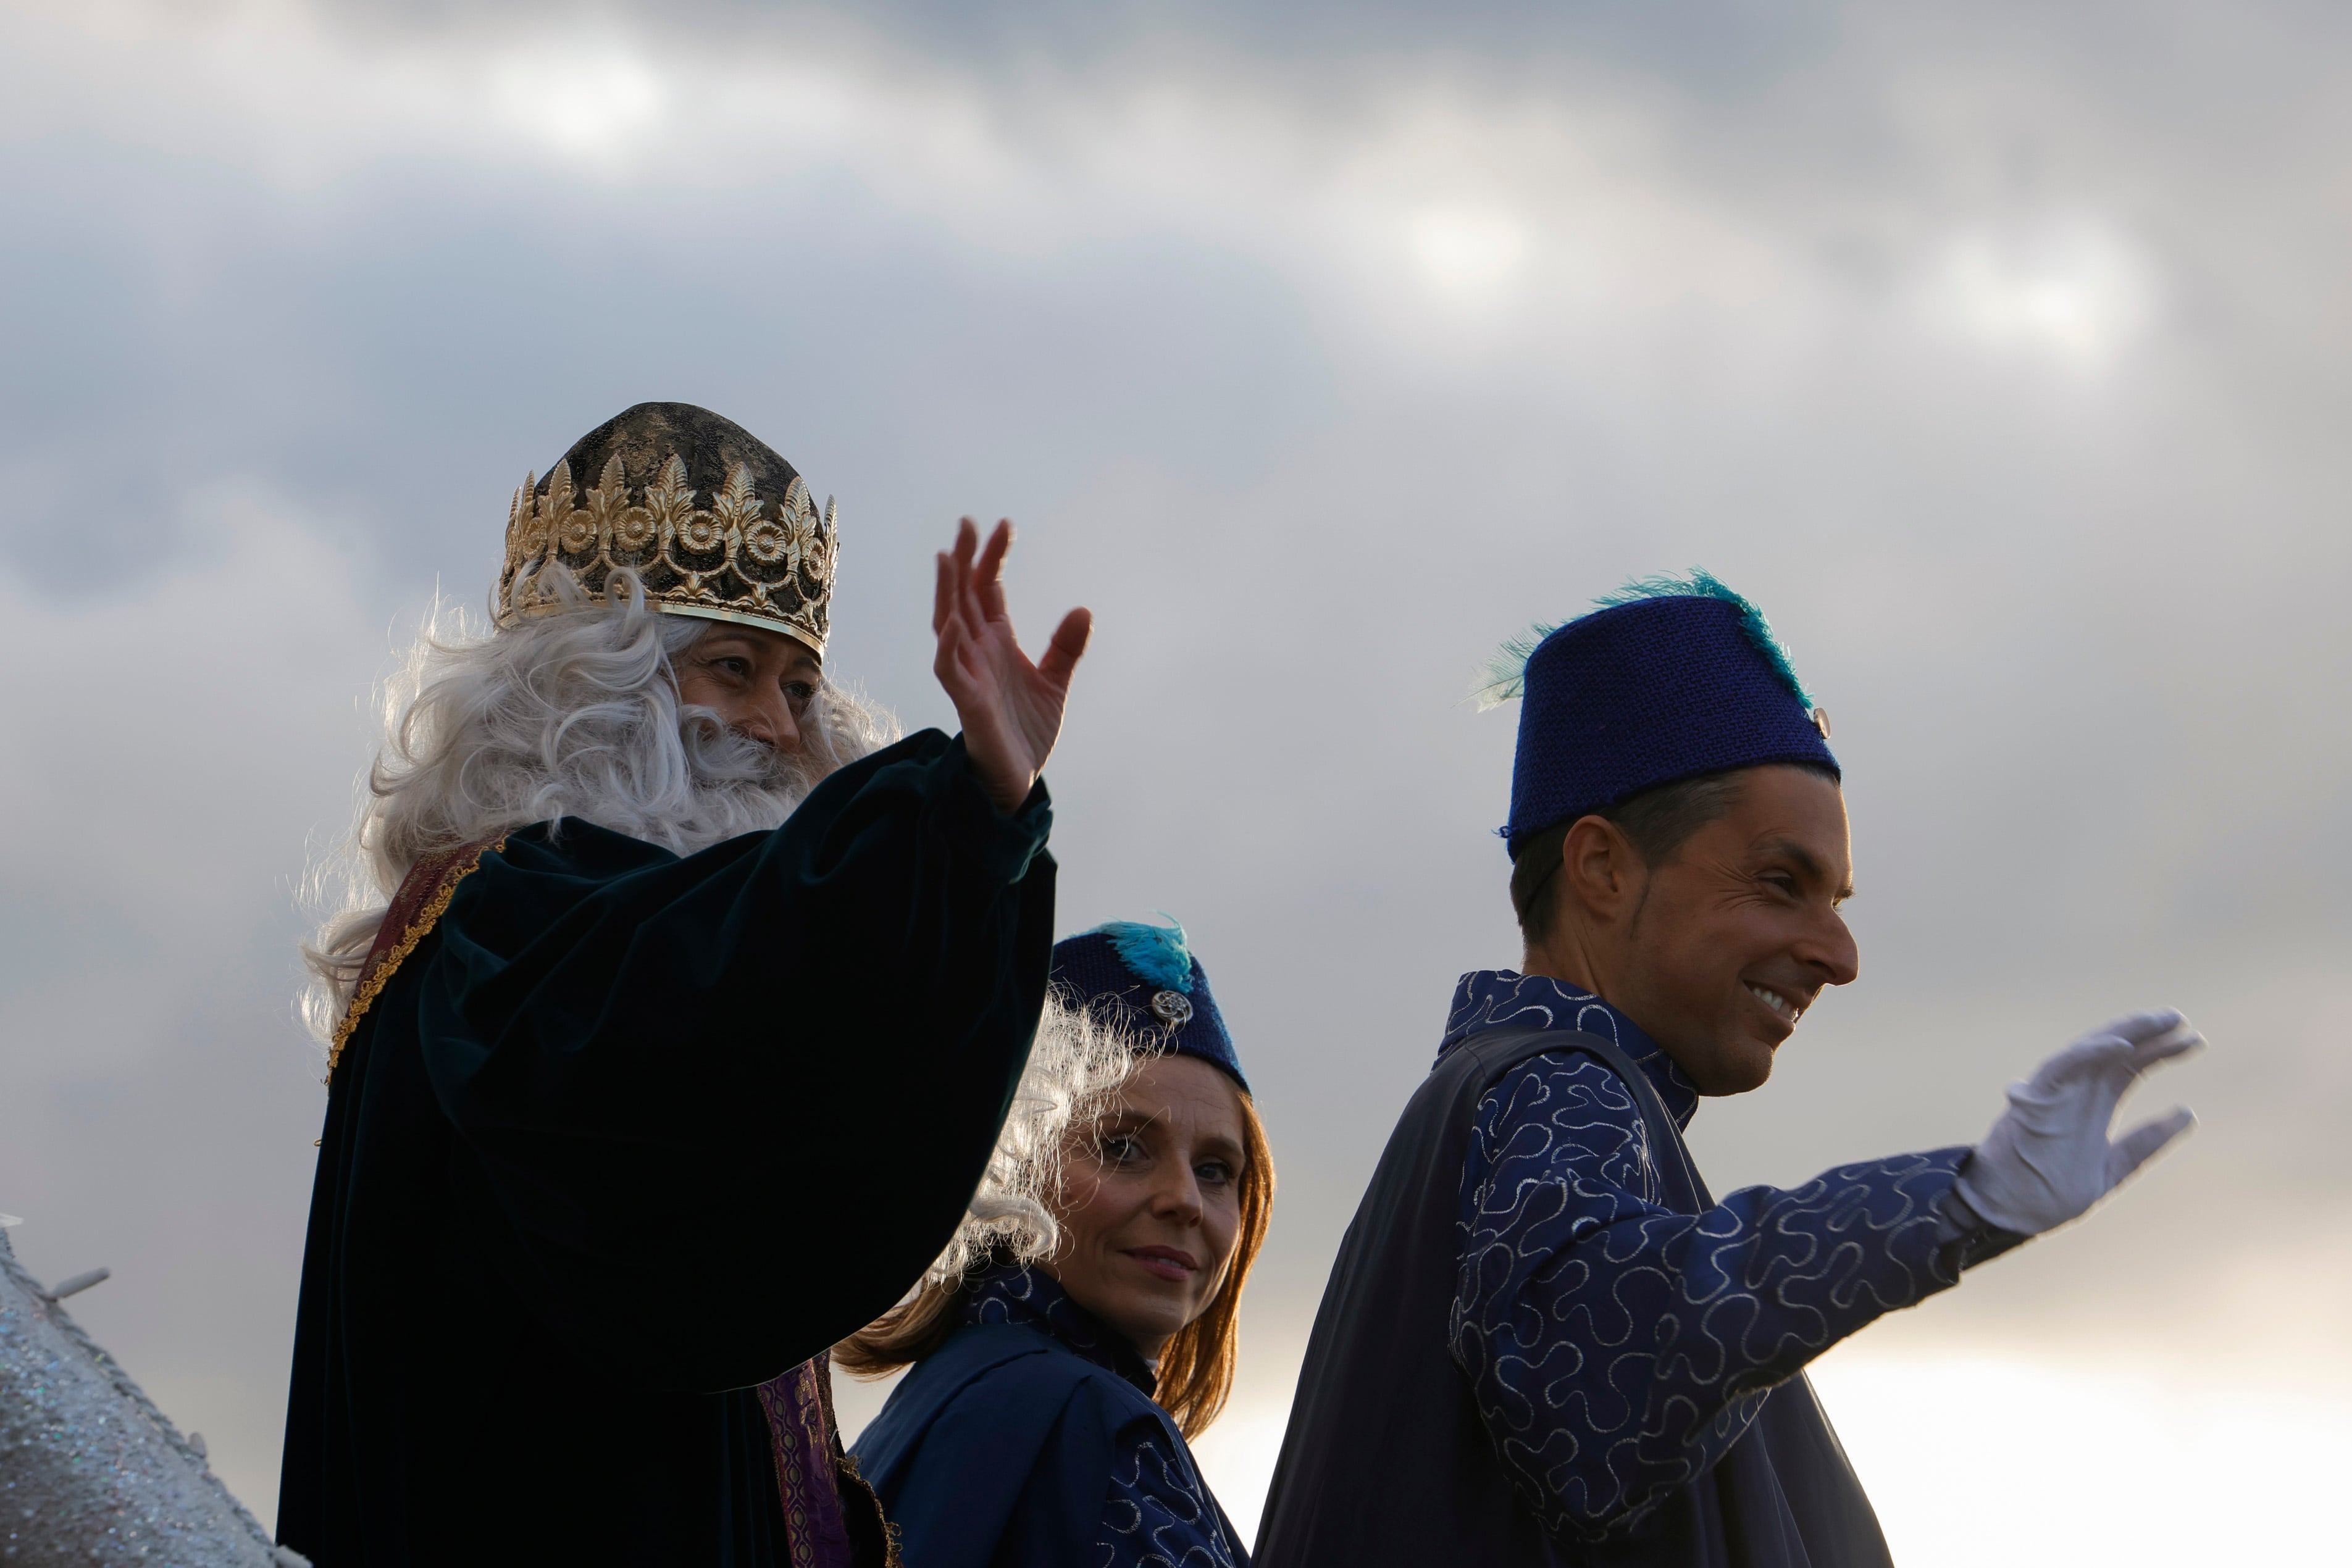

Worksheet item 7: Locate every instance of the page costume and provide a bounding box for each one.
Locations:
[854,1265,1244,1568]
[852,924,1252,1568]
[278,406,1058,1567]
[1257,578,2025,1568]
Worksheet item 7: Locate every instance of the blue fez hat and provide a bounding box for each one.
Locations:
[1050,920,1248,1093]
[1478,570,1839,856]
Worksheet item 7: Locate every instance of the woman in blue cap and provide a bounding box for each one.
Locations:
[839,919,1272,1567]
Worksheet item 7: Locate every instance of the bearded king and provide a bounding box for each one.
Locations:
[277,402,1090,1567]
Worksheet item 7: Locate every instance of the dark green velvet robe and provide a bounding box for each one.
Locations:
[278,731,1056,1566]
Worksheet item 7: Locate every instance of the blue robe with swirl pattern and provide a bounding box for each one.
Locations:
[1256,970,2016,1566]
[1447,971,1977,1541]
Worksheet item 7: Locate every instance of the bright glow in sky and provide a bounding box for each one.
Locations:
[1928,220,2161,364]
[1410,204,1531,295]
[1814,1351,2352,1566]
[490,47,671,160]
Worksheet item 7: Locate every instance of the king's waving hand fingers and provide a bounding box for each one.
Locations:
[934,517,1093,814]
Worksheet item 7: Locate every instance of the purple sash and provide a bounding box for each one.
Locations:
[757,1351,898,1567]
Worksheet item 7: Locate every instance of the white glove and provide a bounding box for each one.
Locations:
[1953,1009,2203,1237]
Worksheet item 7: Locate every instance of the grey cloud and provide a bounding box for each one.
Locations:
[336,0,1844,81]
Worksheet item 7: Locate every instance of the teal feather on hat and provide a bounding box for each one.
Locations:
[1470,620,1566,711]
[1469,567,1818,712]
[1095,917,1194,994]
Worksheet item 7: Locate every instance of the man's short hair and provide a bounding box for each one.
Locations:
[1508,761,1840,943]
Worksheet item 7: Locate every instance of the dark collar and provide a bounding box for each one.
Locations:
[960,1264,1159,1396]
[1438,969,1700,1131]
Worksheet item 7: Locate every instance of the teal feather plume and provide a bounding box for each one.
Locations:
[1096,917,1193,993]
[1469,620,1566,711]
[1468,567,1817,712]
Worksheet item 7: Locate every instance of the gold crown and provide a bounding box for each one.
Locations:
[498,451,837,654]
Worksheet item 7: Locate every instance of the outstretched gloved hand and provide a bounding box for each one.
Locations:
[1952,1009,2203,1238]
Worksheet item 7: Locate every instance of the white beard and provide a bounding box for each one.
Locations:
[625,709,828,854]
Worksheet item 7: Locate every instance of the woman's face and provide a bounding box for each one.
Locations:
[1042,1054,1246,1361]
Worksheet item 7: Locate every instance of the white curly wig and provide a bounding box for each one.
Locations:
[299,568,895,1044]
[914,986,1147,1285]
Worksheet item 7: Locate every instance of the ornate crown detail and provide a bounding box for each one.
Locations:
[497,451,837,654]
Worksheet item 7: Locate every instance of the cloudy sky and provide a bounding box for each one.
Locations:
[3,1,2348,1558]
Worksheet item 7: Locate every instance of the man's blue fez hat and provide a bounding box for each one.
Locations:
[1479,570,1839,856]
[1050,920,1248,1093]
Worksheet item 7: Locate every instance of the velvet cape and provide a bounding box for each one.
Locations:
[850,1322,1245,1568]
[278,731,1057,1566]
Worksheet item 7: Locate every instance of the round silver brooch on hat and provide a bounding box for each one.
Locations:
[1150,990,1194,1027]
[1812,706,1832,740]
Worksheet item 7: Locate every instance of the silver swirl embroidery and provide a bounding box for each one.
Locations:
[1444,972,1965,1542]
[1097,1426,1240,1568]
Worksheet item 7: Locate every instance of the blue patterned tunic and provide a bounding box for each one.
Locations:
[1446,970,1985,1543]
[962,1266,1246,1568]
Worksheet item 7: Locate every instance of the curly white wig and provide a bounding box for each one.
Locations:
[918,988,1149,1283]
[299,569,894,1043]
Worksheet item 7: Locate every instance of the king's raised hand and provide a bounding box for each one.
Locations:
[933,517,1092,815]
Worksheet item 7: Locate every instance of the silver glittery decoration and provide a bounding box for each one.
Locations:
[1,1224,308,1566]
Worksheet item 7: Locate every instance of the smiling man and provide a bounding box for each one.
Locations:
[281,402,1089,1567]
[1257,573,2201,1568]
